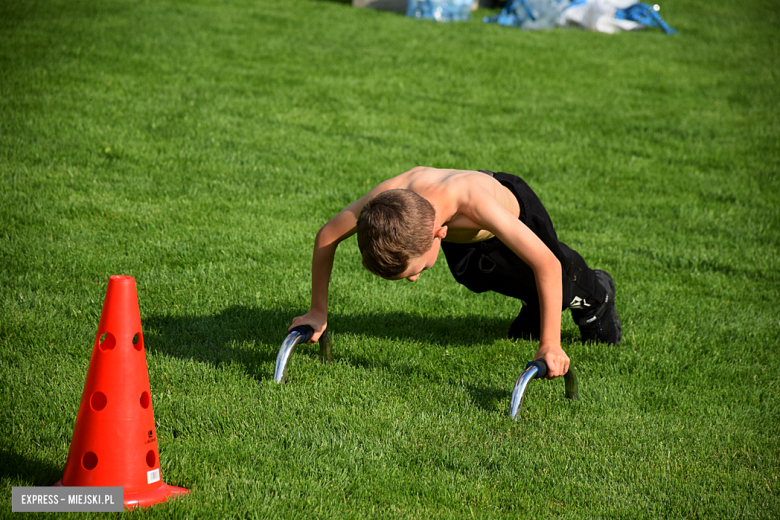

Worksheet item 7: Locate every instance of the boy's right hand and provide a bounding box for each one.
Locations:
[289,310,327,344]
[533,342,570,380]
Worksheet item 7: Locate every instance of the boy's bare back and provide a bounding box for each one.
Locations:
[365,167,521,245]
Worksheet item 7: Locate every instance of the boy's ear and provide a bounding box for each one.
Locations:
[434,225,448,240]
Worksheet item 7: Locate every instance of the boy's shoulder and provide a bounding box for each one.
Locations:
[381,167,495,197]
[381,167,520,232]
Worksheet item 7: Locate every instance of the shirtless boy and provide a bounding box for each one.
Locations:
[288,167,621,379]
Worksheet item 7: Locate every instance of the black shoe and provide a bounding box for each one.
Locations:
[578,270,622,346]
[508,304,541,341]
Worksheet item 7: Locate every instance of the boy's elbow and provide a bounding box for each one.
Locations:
[315,224,344,250]
[538,253,561,278]
[314,226,326,243]
[314,227,332,248]
[549,254,562,273]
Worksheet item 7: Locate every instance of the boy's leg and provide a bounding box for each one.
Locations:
[575,270,622,345]
[442,171,621,345]
[508,304,541,341]
[442,238,624,344]
[440,239,543,340]
[548,226,622,346]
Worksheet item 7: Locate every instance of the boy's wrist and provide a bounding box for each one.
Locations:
[537,337,562,351]
[535,342,566,361]
[309,306,327,317]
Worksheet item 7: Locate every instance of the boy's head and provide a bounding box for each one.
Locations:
[357,189,438,280]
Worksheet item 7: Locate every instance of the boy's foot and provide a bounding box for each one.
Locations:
[578,270,622,346]
[508,304,541,341]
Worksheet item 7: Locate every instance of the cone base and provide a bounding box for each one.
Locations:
[126,482,189,509]
[54,480,189,509]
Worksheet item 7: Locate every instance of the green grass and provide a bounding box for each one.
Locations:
[2,0,779,517]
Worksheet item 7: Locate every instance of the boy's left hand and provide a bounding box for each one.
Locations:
[533,343,570,379]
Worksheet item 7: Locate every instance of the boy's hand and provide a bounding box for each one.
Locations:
[289,310,327,344]
[533,343,570,379]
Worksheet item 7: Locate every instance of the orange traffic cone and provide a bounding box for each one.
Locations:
[55,275,188,508]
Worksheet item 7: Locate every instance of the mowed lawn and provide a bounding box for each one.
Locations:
[1,0,778,517]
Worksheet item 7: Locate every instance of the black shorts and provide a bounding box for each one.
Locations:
[440,170,605,316]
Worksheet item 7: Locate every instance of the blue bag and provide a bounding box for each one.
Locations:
[483,0,569,30]
[615,3,677,34]
[407,0,472,22]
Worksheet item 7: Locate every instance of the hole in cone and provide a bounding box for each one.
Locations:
[99,332,116,352]
[133,332,142,351]
[146,450,156,468]
[140,391,150,409]
[90,391,107,411]
[82,452,98,470]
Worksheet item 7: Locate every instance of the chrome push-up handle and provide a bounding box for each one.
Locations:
[273,325,332,383]
[509,359,579,420]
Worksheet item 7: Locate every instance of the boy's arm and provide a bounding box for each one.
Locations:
[462,189,570,379]
[288,196,368,343]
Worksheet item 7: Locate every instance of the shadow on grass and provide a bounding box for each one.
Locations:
[142,304,512,377]
[465,382,511,413]
[142,305,580,414]
[0,448,63,486]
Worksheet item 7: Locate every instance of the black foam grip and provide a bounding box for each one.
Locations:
[526,359,548,379]
[290,325,314,343]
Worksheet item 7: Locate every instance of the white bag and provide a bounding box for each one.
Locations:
[557,0,643,34]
